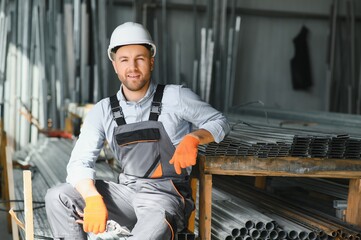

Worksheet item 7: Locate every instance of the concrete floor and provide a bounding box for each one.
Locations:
[0,203,13,240]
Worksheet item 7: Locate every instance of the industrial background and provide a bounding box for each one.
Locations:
[1,0,361,240]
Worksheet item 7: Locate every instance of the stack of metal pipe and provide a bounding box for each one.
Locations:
[195,176,361,240]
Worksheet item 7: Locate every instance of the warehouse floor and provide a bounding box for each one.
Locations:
[0,202,13,240]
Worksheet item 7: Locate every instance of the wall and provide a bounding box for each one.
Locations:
[106,0,361,113]
[232,0,361,112]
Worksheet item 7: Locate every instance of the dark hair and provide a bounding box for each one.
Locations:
[111,44,153,56]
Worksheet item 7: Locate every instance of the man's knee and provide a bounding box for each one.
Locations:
[45,186,62,207]
[45,184,80,208]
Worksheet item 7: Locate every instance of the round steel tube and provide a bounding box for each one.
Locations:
[231,228,239,237]
[255,221,265,230]
[288,230,299,240]
[299,231,308,240]
[239,227,248,237]
[249,228,260,239]
[269,230,278,239]
[259,229,269,239]
[265,221,275,231]
[245,220,255,230]
[308,231,318,240]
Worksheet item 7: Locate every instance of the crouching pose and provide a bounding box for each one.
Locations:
[45,22,230,240]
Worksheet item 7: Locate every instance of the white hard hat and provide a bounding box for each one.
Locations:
[107,22,156,61]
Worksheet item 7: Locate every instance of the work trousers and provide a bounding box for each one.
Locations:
[45,174,188,240]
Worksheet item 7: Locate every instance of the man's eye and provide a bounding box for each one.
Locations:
[120,59,127,62]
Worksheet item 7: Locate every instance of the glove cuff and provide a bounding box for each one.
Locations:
[184,134,200,146]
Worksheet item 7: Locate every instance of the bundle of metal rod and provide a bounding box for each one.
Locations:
[19,138,72,187]
[270,177,348,200]
[213,176,361,239]
[195,184,324,240]
[199,112,361,159]
[0,0,7,110]
[12,137,119,239]
[2,0,110,151]
[12,137,117,188]
[198,132,293,158]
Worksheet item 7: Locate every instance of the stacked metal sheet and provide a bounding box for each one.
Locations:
[12,137,118,239]
[199,111,361,160]
[327,134,349,159]
[344,138,361,159]
[308,136,330,158]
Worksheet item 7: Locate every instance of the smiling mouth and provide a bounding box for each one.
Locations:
[127,74,140,79]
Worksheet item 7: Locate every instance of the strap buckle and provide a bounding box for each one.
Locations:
[112,106,124,119]
[150,102,162,115]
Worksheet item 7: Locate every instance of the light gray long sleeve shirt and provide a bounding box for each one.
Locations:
[66,82,230,186]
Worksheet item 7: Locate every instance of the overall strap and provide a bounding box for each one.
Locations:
[149,84,165,121]
[109,95,126,126]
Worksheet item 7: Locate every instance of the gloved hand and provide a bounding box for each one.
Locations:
[83,195,108,234]
[169,135,200,174]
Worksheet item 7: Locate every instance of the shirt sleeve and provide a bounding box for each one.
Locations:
[178,86,230,143]
[66,102,106,186]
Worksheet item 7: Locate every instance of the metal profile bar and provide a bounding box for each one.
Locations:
[192,60,198,93]
[326,0,339,111]
[229,16,241,110]
[152,17,160,85]
[37,0,47,131]
[73,0,81,103]
[161,0,167,84]
[223,27,233,112]
[64,1,75,102]
[205,29,214,103]
[218,0,227,110]
[98,0,108,99]
[0,0,8,114]
[56,9,66,130]
[18,0,32,149]
[91,0,100,102]
[175,42,181,85]
[199,28,206,100]
[80,1,89,104]
[30,0,41,144]
[4,1,17,150]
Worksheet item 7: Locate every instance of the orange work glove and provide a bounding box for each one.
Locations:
[83,195,108,234]
[169,135,200,174]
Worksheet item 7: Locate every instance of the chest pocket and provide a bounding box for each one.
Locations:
[116,127,161,178]
[116,128,160,146]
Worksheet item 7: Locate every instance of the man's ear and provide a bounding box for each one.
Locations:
[112,61,118,74]
[150,57,155,71]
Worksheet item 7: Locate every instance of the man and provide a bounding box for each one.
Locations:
[45,22,230,240]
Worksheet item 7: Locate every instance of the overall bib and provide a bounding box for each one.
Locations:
[110,84,189,180]
[109,84,194,235]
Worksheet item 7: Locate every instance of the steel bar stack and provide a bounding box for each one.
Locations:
[1,0,109,151]
[194,176,361,240]
[12,137,117,239]
[326,0,359,114]
[200,107,361,159]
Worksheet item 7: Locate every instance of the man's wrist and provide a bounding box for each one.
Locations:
[75,179,100,199]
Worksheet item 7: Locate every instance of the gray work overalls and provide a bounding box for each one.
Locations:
[45,84,194,240]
